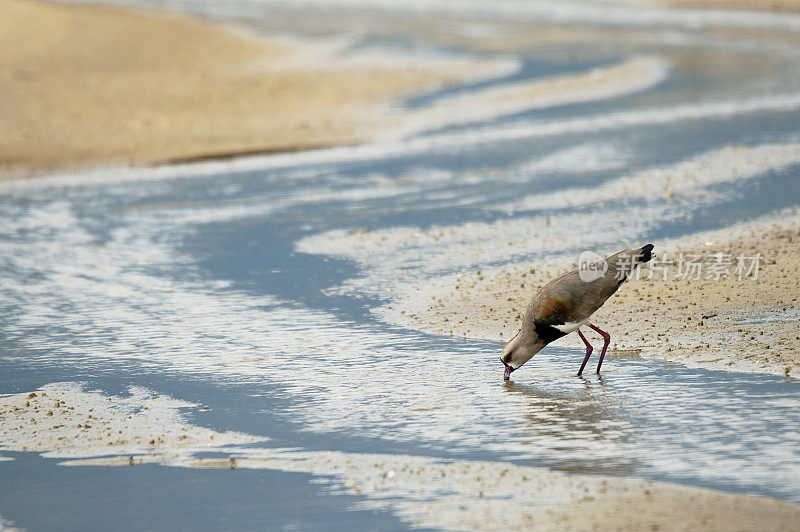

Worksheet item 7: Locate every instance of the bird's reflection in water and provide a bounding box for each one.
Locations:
[502,374,638,476]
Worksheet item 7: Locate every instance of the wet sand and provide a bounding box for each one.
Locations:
[0,383,263,458]
[3,383,799,531]
[385,212,800,378]
[0,0,493,178]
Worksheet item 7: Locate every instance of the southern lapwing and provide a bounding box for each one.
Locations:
[501,244,653,380]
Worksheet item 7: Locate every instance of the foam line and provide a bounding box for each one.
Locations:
[229,0,800,32]
[504,143,800,213]
[4,382,794,531]
[391,56,669,138]
[65,447,800,532]
[4,89,800,192]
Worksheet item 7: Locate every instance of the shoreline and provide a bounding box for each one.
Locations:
[5,0,800,181]
[2,383,799,531]
[0,0,501,180]
[379,210,800,379]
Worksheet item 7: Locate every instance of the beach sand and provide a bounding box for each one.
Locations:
[384,212,800,378]
[0,0,493,178]
[3,0,796,181]
[0,383,263,458]
[2,383,799,531]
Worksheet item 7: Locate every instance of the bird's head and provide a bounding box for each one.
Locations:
[500,331,544,380]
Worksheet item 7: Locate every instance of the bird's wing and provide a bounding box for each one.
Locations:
[532,289,574,327]
[547,244,656,323]
[528,274,583,342]
[523,244,656,345]
[530,271,606,330]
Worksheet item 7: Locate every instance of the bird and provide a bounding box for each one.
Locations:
[501,244,653,380]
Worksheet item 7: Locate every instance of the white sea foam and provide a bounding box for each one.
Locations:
[297,203,670,298]
[258,32,520,79]
[503,143,800,213]
[0,382,632,530]
[66,446,799,532]
[0,197,530,454]
[2,144,800,502]
[297,141,799,299]
[5,89,800,192]
[0,166,760,467]
[391,56,670,138]
[226,0,800,32]
[3,383,790,532]
[426,92,800,151]
[296,141,800,345]
[515,141,632,177]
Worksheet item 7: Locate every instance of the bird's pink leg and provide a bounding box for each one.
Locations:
[588,323,611,374]
[576,330,593,376]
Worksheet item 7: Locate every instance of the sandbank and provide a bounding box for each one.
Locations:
[383,211,800,378]
[2,383,799,531]
[0,382,263,458]
[0,0,496,178]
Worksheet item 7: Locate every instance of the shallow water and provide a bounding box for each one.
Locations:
[3,1,800,529]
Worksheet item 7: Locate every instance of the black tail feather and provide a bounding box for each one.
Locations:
[638,243,654,264]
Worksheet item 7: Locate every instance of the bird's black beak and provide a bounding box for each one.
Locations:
[503,364,514,381]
